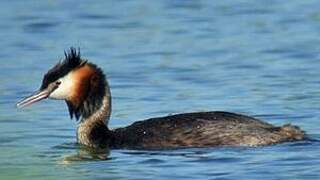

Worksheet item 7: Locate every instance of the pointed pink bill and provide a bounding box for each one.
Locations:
[16,89,50,108]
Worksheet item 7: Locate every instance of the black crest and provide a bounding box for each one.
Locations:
[40,47,87,90]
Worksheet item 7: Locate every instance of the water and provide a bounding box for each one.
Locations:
[1,0,320,179]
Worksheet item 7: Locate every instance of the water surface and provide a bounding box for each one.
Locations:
[1,1,320,179]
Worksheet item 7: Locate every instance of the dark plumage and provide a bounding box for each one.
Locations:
[110,111,305,149]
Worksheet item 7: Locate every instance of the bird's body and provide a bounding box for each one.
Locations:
[77,108,305,149]
[111,111,304,149]
[17,48,306,149]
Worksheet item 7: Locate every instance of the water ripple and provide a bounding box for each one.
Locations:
[23,22,59,33]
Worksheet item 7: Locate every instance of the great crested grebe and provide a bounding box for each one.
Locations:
[17,48,306,149]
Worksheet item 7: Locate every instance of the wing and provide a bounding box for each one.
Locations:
[112,111,280,149]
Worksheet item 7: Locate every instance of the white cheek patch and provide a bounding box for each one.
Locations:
[49,73,74,100]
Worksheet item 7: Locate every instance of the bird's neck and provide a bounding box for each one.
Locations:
[77,85,112,148]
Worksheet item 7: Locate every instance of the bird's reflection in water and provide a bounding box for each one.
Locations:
[54,143,111,164]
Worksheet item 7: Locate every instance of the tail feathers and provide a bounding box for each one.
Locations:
[279,124,306,140]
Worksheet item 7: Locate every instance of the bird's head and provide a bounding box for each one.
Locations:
[17,48,108,120]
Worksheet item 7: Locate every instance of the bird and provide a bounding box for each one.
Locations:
[16,48,306,149]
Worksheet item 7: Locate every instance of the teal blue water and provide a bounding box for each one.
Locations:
[1,0,320,179]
